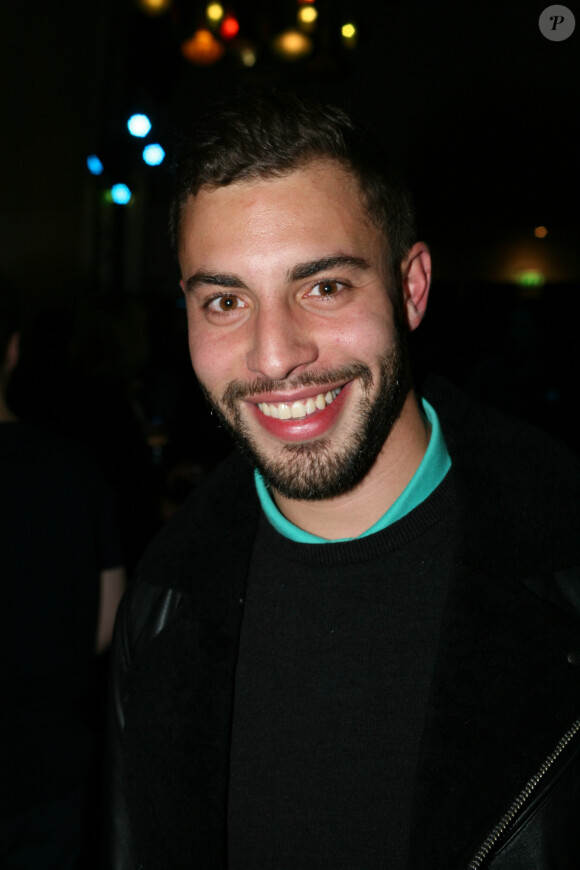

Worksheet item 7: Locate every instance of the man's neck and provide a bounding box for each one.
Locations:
[271,391,430,540]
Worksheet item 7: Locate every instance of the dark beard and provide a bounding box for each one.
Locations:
[198,335,410,501]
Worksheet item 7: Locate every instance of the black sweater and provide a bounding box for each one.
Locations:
[110,377,580,870]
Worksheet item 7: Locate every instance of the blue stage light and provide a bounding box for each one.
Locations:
[142,143,165,166]
[127,114,152,137]
[87,154,104,175]
[111,183,132,205]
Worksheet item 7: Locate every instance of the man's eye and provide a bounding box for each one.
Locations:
[206,294,243,313]
[309,281,343,297]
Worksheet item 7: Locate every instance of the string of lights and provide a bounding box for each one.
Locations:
[133,0,357,66]
[85,0,359,207]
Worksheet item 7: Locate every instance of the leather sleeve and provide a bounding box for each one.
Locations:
[103,577,185,870]
[104,583,136,870]
[487,736,580,869]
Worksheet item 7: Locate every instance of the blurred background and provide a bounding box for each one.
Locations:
[1,0,579,531]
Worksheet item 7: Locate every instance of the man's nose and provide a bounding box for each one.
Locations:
[245,306,318,381]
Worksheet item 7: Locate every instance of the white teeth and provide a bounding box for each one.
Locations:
[257,388,341,420]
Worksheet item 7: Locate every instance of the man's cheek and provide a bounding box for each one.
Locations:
[190,346,228,388]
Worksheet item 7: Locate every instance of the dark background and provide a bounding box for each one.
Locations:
[1,0,579,484]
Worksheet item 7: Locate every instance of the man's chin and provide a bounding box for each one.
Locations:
[198,341,410,502]
[253,440,352,502]
[235,421,386,502]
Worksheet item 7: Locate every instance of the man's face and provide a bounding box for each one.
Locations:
[179,160,411,501]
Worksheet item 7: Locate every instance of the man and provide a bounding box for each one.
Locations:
[108,93,580,869]
[0,285,125,868]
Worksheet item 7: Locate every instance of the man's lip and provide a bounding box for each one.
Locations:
[243,382,348,405]
[247,380,352,442]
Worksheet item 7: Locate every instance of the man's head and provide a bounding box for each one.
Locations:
[175,93,431,502]
[170,91,417,304]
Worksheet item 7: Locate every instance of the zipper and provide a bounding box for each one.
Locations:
[466,715,580,869]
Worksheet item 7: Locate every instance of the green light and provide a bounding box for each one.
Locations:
[515,270,545,287]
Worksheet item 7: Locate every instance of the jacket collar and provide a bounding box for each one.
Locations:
[408,548,580,868]
[407,377,580,866]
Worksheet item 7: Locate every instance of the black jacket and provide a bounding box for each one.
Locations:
[107,379,580,869]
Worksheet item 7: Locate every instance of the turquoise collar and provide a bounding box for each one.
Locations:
[254,398,451,543]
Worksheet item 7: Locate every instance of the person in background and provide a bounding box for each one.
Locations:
[0,282,125,869]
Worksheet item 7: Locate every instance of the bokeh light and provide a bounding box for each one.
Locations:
[206,2,224,22]
[236,40,257,67]
[298,6,317,24]
[135,0,172,15]
[341,22,357,47]
[86,154,104,176]
[220,14,240,39]
[272,29,312,60]
[515,269,545,287]
[142,143,165,166]
[127,114,152,137]
[110,184,132,205]
[181,29,224,64]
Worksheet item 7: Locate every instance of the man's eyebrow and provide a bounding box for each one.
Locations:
[184,271,248,293]
[289,255,371,282]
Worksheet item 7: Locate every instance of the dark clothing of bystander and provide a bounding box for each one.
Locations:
[0,422,122,866]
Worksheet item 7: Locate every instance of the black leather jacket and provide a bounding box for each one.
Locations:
[106,380,580,869]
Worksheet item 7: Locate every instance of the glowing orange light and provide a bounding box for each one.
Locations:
[220,14,240,39]
[135,0,172,14]
[181,29,225,64]
[272,29,312,59]
[534,226,548,238]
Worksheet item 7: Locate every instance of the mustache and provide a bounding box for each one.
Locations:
[221,362,373,409]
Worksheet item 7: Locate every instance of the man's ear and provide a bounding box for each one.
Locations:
[401,242,431,332]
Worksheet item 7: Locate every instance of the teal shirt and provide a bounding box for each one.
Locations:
[254,398,451,543]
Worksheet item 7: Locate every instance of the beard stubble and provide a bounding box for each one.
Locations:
[197,332,410,501]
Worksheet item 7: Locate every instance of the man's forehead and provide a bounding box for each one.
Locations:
[178,159,377,258]
[183,159,364,215]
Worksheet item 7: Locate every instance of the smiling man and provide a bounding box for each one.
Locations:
[108,93,580,870]
[178,159,431,535]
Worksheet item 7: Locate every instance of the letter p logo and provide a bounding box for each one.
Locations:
[539,5,576,40]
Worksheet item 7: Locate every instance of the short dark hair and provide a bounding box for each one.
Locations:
[169,91,416,280]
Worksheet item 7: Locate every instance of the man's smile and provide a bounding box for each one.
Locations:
[256,387,342,420]
[243,381,354,443]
